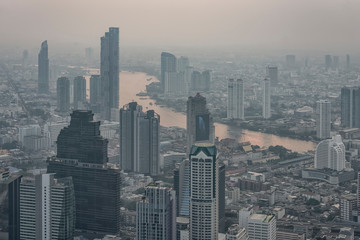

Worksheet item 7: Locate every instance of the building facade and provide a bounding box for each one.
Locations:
[73,76,86,110]
[316,100,331,139]
[341,87,360,128]
[56,77,70,113]
[266,66,278,86]
[161,52,177,90]
[247,214,276,240]
[262,78,271,119]
[38,40,49,94]
[227,79,244,120]
[314,135,345,171]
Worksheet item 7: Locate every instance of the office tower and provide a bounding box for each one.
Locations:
[90,74,101,112]
[120,102,160,175]
[226,224,249,240]
[57,77,70,113]
[346,54,350,70]
[47,110,121,234]
[314,135,345,171]
[0,168,21,240]
[227,79,245,120]
[316,100,331,139]
[174,160,190,217]
[19,173,75,240]
[164,71,186,95]
[285,55,296,69]
[161,52,177,90]
[325,55,332,70]
[340,195,357,222]
[189,144,218,240]
[333,56,340,69]
[341,87,360,128]
[266,66,278,86]
[38,40,49,94]
[219,164,226,233]
[178,56,190,72]
[136,183,176,240]
[186,93,215,154]
[101,27,119,120]
[262,78,271,119]
[73,76,86,109]
[247,214,276,240]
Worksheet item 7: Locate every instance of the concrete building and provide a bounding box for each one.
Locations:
[341,87,360,128]
[247,214,276,240]
[189,144,218,240]
[18,124,41,143]
[56,77,70,113]
[161,52,177,90]
[23,135,49,151]
[73,76,86,110]
[314,135,346,171]
[19,173,75,240]
[165,71,186,95]
[100,27,119,120]
[340,194,357,222]
[266,66,278,86]
[316,100,331,139]
[262,78,271,119]
[136,183,176,240]
[90,75,101,112]
[227,79,244,120]
[226,224,248,240]
[38,40,49,94]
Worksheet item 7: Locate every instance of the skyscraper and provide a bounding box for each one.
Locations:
[191,70,211,92]
[174,159,190,217]
[56,77,70,113]
[90,74,101,112]
[136,183,176,240]
[38,40,49,94]
[161,52,177,90]
[189,144,218,240]
[101,27,119,120]
[47,110,121,234]
[262,78,271,119]
[218,164,226,233]
[120,102,160,175]
[73,76,86,109]
[177,56,190,73]
[266,66,278,86]
[314,135,345,171]
[0,168,21,240]
[227,79,245,120]
[316,100,331,139]
[19,173,75,240]
[341,86,360,128]
[186,93,215,154]
[333,56,340,70]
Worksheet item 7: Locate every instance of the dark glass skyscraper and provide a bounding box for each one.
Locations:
[101,27,119,120]
[341,87,360,128]
[38,40,49,94]
[161,52,177,90]
[56,77,70,113]
[73,76,86,109]
[47,110,121,234]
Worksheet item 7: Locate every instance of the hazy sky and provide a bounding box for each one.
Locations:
[1,0,359,52]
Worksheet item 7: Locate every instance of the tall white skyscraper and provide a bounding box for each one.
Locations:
[247,214,276,240]
[136,183,176,240]
[314,135,346,171]
[262,78,271,119]
[189,144,218,240]
[316,100,331,139]
[227,79,244,120]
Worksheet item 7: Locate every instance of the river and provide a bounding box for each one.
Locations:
[86,71,316,153]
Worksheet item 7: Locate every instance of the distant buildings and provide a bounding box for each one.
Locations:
[89,74,101,112]
[101,27,119,120]
[161,52,177,90]
[247,214,276,240]
[56,77,70,113]
[191,70,211,92]
[136,183,176,240]
[19,173,75,240]
[346,54,350,70]
[316,100,331,139]
[120,102,160,175]
[227,79,244,120]
[47,110,121,234]
[285,55,296,69]
[189,144,218,240]
[38,40,49,94]
[341,87,360,128]
[325,55,332,70]
[186,93,215,154]
[340,194,357,222]
[262,78,271,119]
[314,135,345,171]
[266,66,278,86]
[73,76,86,109]
[226,224,249,240]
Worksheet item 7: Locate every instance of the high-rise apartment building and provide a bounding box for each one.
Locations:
[174,159,191,217]
[161,52,177,90]
[177,56,190,72]
[247,214,276,240]
[101,27,119,120]
[38,40,49,94]
[340,194,357,222]
[136,183,176,240]
[316,100,331,139]
[164,71,186,95]
[0,168,21,240]
[189,144,218,240]
[120,102,160,175]
[262,78,271,119]
[56,77,70,113]
[266,66,278,86]
[341,87,360,128]
[90,74,101,112]
[227,79,244,120]
[19,173,75,240]
[314,135,345,171]
[47,110,121,234]
[191,70,211,92]
[73,76,86,109]
[186,93,215,154]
